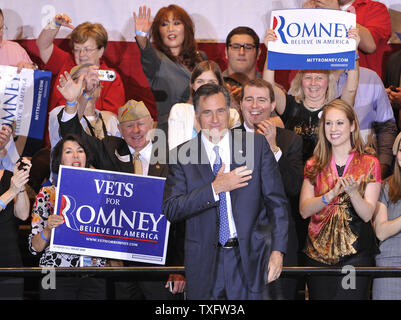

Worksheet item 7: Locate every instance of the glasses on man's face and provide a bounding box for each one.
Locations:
[228,43,256,51]
[73,47,98,55]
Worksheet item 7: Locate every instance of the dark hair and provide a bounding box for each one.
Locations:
[190,60,224,97]
[150,4,203,70]
[241,78,275,102]
[193,83,230,113]
[225,26,260,49]
[51,134,92,174]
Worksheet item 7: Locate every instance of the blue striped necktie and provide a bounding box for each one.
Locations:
[212,146,230,246]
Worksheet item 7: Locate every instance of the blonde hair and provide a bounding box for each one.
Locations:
[289,70,337,105]
[387,132,401,203]
[305,99,375,183]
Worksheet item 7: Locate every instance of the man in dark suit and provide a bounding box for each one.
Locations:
[57,73,185,299]
[239,78,304,299]
[162,83,289,300]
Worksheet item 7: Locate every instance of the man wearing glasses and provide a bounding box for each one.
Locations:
[35,13,125,144]
[224,26,262,85]
[224,26,283,127]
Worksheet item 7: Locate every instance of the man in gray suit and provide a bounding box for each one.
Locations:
[162,83,289,300]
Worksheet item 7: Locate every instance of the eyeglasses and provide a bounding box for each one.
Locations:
[0,25,7,32]
[73,47,98,55]
[228,43,256,51]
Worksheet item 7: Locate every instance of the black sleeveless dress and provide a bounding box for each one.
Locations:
[0,170,22,268]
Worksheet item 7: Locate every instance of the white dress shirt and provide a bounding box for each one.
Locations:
[201,131,237,239]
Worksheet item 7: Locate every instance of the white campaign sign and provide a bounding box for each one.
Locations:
[268,9,357,69]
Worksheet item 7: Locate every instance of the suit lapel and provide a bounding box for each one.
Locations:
[195,134,215,183]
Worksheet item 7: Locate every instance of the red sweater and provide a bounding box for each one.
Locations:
[44,45,126,114]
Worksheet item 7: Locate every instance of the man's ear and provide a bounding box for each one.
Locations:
[270,100,276,114]
[256,47,261,61]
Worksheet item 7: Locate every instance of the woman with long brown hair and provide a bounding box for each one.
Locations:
[372,132,401,299]
[133,5,206,136]
[299,99,381,299]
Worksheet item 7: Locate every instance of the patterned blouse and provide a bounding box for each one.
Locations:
[303,152,382,265]
[28,185,107,267]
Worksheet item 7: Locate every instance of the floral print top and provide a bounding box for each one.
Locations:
[28,185,107,267]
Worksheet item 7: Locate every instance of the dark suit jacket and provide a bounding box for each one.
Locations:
[162,129,289,299]
[58,112,184,267]
[238,124,304,268]
[238,124,303,198]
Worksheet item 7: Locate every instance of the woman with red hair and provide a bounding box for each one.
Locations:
[133,5,206,136]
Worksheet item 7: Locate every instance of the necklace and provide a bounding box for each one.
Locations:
[303,101,324,112]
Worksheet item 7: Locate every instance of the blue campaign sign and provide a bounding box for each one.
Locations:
[50,166,170,265]
[268,9,357,70]
[0,66,51,156]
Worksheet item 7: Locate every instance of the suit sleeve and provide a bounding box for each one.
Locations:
[260,137,289,254]
[162,162,218,223]
[57,110,105,169]
[137,37,162,81]
[278,133,304,197]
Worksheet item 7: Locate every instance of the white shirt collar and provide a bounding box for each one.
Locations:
[201,130,230,166]
[128,140,152,163]
[243,122,254,132]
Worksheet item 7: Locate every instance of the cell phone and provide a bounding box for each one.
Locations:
[168,281,173,293]
[390,85,400,92]
[98,70,116,81]
[17,158,28,171]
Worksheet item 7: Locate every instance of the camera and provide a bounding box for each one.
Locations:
[17,158,28,171]
[98,70,116,81]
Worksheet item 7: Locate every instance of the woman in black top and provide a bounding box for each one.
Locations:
[0,158,31,299]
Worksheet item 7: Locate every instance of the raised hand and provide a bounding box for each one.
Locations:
[84,65,100,94]
[57,71,84,104]
[55,13,75,29]
[347,27,360,49]
[133,5,153,35]
[11,158,31,194]
[264,29,277,48]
